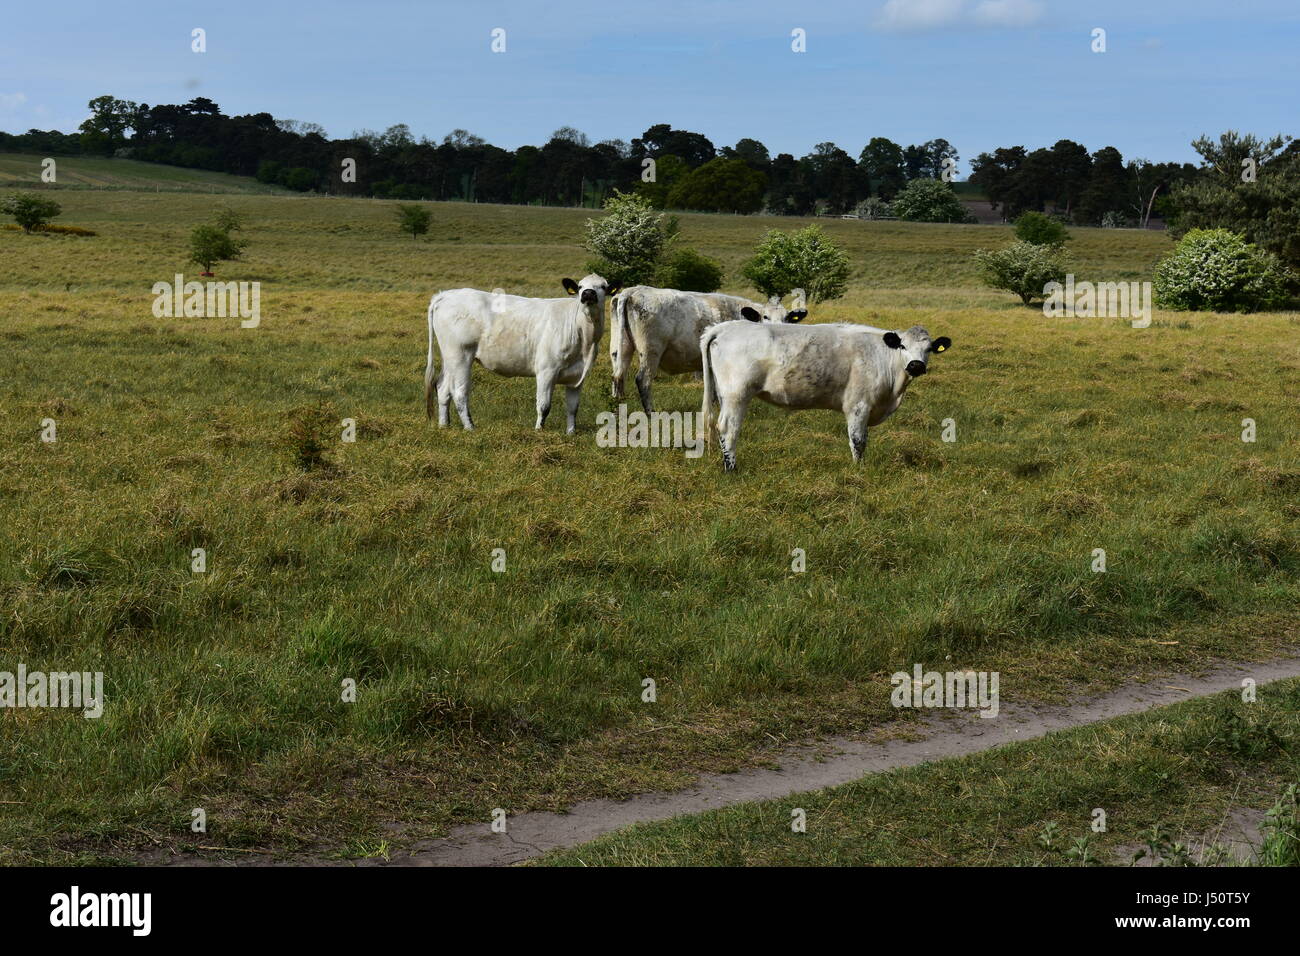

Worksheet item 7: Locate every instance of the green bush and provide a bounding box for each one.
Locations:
[396,204,432,240]
[854,197,893,220]
[655,247,723,292]
[1153,228,1292,312]
[891,178,976,224]
[741,225,850,302]
[1013,211,1070,245]
[585,190,670,288]
[1,191,63,233]
[973,240,1069,305]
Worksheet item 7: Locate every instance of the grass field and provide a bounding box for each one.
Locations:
[1,166,1298,864]
[538,679,1300,866]
[0,152,290,194]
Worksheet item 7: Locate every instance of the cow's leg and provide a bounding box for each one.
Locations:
[436,363,452,428]
[564,386,582,435]
[846,402,870,463]
[448,348,475,430]
[716,395,748,473]
[634,348,662,415]
[535,372,558,429]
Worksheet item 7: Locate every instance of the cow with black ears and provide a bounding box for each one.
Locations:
[700,321,951,471]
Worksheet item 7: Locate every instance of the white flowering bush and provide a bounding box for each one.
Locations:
[741,225,851,302]
[891,178,976,224]
[973,241,1069,305]
[1153,229,1292,313]
[584,190,670,288]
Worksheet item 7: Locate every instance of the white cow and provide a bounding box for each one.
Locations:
[425,274,618,433]
[700,322,951,471]
[609,287,808,413]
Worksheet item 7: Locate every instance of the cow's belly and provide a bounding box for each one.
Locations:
[757,366,843,410]
[555,355,587,386]
[476,325,535,377]
[658,336,702,374]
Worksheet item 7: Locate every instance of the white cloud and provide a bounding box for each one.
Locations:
[875,0,1045,32]
[0,92,28,112]
[971,0,1045,28]
[875,0,966,32]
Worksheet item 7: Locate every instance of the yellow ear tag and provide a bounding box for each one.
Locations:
[935,344,945,352]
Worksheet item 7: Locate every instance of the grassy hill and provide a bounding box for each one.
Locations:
[0,152,290,194]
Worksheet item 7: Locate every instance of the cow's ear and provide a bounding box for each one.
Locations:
[562,278,579,296]
[741,306,762,322]
[883,331,903,349]
[930,336,951,353]
[606,284,621,298]
[785,310,807,323]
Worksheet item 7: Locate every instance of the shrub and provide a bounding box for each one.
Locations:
[585,190,670,288]
[656,247,723,292]
[973,241,1069,305]
[741,225,850,302]
[396,204,432,240]
[1153,228,1292,313]
[1100,210,1128,229]
[1013,210,1070,245]
[890,178,976,224]
[2,192,63,233]
[854,197,893,220]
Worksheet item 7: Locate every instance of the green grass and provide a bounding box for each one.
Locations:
[0,184,1297,864]
[537,680,1300,866]
[0,152,291,194]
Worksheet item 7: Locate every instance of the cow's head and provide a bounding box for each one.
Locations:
[740,303,808,324]
[882,325,951,379]
[563,274,619,309]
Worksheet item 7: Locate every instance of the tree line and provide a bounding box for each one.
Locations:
[3,97,1296,253]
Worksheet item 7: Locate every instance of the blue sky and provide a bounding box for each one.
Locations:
[2,0,1297,170]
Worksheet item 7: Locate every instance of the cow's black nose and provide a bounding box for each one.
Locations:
[580,290,596,303]
[906,360,927,377]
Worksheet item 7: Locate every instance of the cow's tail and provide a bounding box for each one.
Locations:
[424,293,441,419]
[700,326,720,447]
[610,290,631,399]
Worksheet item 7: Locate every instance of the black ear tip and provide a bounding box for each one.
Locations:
[741,307,761,322]
[883,331,902,348]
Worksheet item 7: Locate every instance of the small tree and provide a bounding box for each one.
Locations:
[1013,211,1070,245]
[973,241,1069,305]
[891,178,975,223]
[585,189,670,287]
[2,192,63,233]
[741,225,851,302]
[189,225,248,276]
[396,204,432,240]
[1153,229,1292,312]
[214,205,245,234]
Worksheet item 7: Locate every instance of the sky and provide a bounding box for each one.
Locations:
[2,0,1298,172]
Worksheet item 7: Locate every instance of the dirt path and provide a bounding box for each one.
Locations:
[161,653,1300,867]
